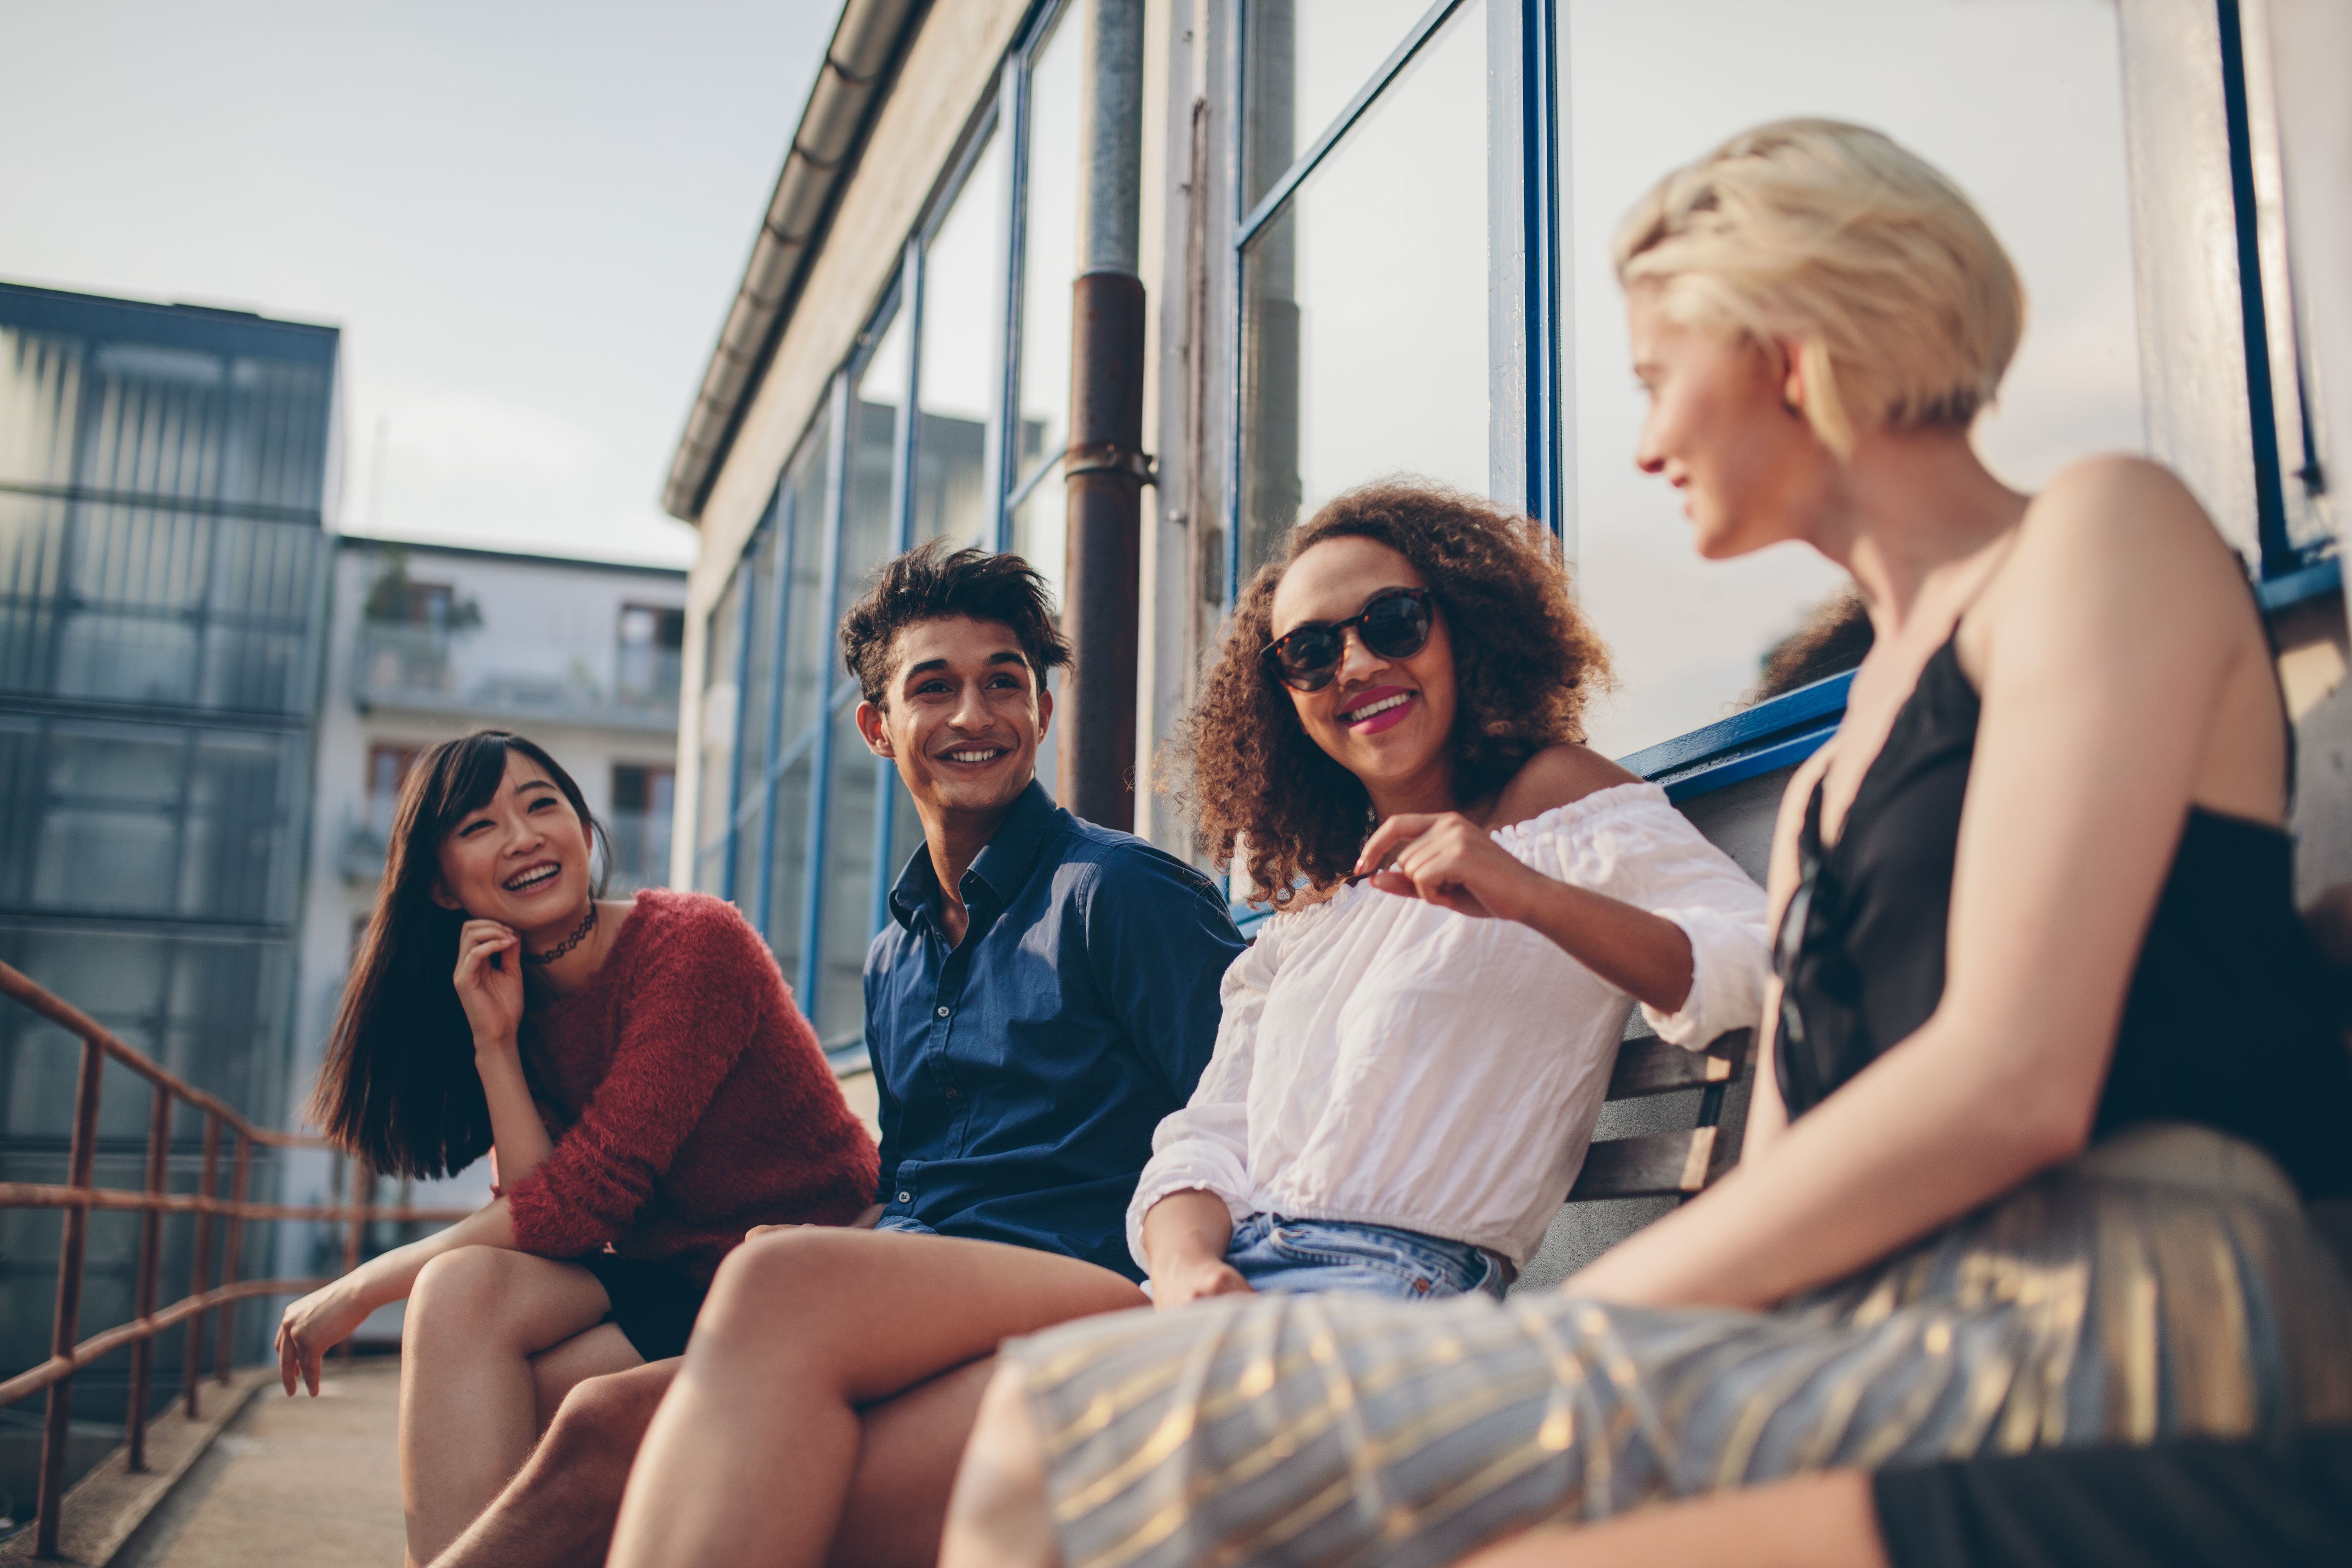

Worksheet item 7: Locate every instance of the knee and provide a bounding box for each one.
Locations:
[697,1228,857,1347]
[544,1364,670,1469]
[407,1245,528,1351]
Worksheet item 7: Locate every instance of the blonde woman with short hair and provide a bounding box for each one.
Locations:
[936,119,2352,1568]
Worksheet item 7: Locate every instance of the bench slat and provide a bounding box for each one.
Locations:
[1568,1127,1718,1200]
[1607,1038,1728,1098]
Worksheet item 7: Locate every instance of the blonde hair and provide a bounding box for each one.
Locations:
[1613,119,2024,458]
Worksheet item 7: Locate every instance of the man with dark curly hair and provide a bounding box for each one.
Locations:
[433,541,1244,1568]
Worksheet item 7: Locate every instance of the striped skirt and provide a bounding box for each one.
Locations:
[1001,1126,2352,1568]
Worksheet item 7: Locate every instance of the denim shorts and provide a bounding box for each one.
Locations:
[1222,1213,1508,1300]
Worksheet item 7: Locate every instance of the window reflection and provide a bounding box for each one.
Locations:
[1243,0,1437,211]
[1016,10,1084,499]
[1561,0,2144,755]
[1009,470,1067,626]
[1240,0,1489,581]
[916,131,1008,548]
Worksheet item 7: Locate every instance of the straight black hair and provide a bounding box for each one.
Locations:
[307,730,605,1178]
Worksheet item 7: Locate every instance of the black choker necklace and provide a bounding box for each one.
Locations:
[527,904,598,965]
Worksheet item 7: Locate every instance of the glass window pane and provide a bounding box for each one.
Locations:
[846,304,912,610]
[813,702,880,1042]
[1239,0,1489,581]
[1561,0,2144,756]
[916,130,1009,548]
[764,748,814,977]
[732,519,783,820]
[1016,13,1084,495]
[1008,477,1068,624]
[778,410,833,748]
[694,568,744,881]
[1243,0,1437,211]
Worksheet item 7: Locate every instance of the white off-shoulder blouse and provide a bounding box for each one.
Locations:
[1128,781,1772,1272]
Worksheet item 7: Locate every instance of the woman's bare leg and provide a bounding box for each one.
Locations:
[607,1228,1146,1568]
[941,1362,1890,1568]
[399,1246,614,1566]
[940,1359,1059,1568]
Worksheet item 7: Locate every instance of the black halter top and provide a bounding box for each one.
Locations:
[1774,632,2352,1198]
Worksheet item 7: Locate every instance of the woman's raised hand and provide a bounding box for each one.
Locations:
[274,1277,374,1396]
[454,918,525,1051]
[1356,812,1540,921]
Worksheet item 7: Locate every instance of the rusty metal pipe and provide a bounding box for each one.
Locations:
[1058,0,1150,830]
[183,1114,221,1419]
[35,1034,106,1558]
[125,1083,171,1471]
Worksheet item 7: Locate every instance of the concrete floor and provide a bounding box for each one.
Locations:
[149,1360,406,1568]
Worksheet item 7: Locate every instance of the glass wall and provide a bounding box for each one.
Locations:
[0,283,336,1415]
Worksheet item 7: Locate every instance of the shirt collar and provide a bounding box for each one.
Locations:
[886,777,1060,932]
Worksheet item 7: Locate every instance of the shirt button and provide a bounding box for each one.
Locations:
[935,1005,951,1018]
[896,1192,912,1203]
[943,1088,959,1100]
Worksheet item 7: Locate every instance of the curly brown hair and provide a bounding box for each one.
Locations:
[1162,482,1612,906]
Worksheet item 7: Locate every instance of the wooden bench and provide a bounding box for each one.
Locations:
[1565,1023,1755,1203]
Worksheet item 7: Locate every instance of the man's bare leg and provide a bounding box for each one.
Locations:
[433,1359,679,1568]
[437,1354,1002,1568]
[607,1228,1147,1568]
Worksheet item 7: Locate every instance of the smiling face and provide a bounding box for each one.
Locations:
[431,752,595,935]
[1269,536,1459,812]
[856,615,1050,827]
[1628,289,1834,559]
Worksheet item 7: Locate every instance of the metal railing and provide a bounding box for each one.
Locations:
[0,962,470,1558]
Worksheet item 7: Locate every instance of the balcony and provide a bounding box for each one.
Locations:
[351,624,681,733]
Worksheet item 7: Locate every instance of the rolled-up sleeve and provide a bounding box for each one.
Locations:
[1124,932,1276,1273]
[1513,786,1771,1050]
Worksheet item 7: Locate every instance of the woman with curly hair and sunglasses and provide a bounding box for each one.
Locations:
[1121,480,1770,1312]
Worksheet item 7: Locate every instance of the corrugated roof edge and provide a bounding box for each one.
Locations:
[659,0,926,525]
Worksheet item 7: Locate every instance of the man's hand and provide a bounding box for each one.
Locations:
[1355,812,1541,921]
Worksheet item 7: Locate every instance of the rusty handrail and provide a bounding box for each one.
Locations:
[0,960,472,1558]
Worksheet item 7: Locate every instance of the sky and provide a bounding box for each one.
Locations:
[1,0,841,568]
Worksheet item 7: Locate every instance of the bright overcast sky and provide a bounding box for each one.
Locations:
[1,0,840,568]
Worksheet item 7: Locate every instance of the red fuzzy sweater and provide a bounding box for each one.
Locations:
[502,889,878,1284]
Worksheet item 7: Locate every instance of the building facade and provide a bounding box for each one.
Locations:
[666,1,2352,1263]
[0,282,339,1433]
[279,538,687,1305]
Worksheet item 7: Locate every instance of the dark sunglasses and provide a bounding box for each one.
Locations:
[1261,587,1436,693]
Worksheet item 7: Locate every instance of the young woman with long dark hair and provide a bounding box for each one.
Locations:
[276,730,875,1566]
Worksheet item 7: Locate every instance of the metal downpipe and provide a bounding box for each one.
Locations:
[1060,0,1150,830]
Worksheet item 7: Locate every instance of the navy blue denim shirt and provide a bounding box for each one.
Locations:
[865,779,1244,1279]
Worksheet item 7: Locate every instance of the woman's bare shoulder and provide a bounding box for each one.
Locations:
[1491,744,1645,823]
[1991,452,2254,650]
[2019,454,2242,581]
